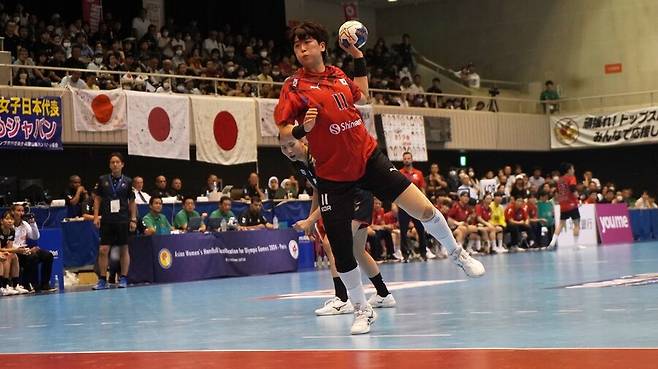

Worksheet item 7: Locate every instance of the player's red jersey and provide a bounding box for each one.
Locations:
[524,202,538,219]
[557,175,579,212]
[399,167,426,190]
[372,207,385,225]
[475,203,491,222]
[274,66,377,182]
[447,202,472,223]
[505,205,528,222]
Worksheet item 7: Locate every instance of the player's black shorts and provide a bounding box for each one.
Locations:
[560,208,580,221]
[353,189,373,224]
[100,222,129,246]
[317,149,411,225]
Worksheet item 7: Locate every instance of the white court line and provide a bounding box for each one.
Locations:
[63,323,84,326]
[8,347,658,355]
[303,334,451,339]
[210,318,230,321]
[395,313,417,316]
[136,320,157,324]
[603,308,627,312]
[282,315,303,319]
[245,317,266,320]
[556,309,583,313]
[515,310,538,314]
[431,312,453,315]
[173,319,196,323]
[0,326,12,329]
[645,307,658,311]
[27,324,47,328]
[100,322,120,325]
[469,311,493,315]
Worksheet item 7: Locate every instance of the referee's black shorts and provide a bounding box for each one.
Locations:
[99,222,130,246]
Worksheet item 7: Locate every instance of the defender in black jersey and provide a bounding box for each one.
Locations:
[279,125,396,317]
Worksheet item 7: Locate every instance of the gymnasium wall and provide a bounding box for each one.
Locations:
[375,0,658,99]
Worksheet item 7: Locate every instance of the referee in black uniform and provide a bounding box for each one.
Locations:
[92,153,136,290]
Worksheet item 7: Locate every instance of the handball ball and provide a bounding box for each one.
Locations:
[338,20,368,49]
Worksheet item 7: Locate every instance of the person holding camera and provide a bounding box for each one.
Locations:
[10,204,53,292]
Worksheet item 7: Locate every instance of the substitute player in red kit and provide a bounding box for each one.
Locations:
[548,162,581,248]
[274,21,484,334]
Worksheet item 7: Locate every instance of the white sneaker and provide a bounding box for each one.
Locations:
[14,285,30,294]
[548,236,557,248]
[314,297,354,316]
[425,249,437,259]
[367,293,397,308]
[450,247,485,278]
[393,249,403,260]
[2,287,19,296]
[350,304,377,335]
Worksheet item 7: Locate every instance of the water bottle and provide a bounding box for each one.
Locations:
[273,215,279,229]
[54,275,59,291]
[220,218,227,232]
[212,181,218,192]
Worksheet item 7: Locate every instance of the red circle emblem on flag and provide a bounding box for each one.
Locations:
[148,107,171,142]
[91,94,113,124]
[213,111,238,151]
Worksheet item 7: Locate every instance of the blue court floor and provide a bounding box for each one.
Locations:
[2,242,658,353]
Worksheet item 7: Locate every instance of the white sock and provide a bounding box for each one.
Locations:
[475,240,482,251]
[497,239,503,248]
[574,234,579,246]
[467,239,475,250]
[421,208,460,253]
[339,267,367,307]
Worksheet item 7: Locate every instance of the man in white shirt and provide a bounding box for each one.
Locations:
[132,176,151,205]
[203,30,219,55]
[479,171,499,199]
[457,173,479,201]
[11,203,54,292]
[132,8,151,40]
[528,167,546,192]
[59,70,87,89]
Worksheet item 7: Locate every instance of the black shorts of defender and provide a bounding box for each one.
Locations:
[560,208,581,221]
[318,149,412,273]
[100,222,130,246]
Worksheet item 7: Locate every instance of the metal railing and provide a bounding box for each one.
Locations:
[557,89,658,114]
[0,63,546,114]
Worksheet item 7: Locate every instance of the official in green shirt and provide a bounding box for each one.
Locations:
[537,191,556,228]
[142,196,173,236]
[209,196,236,222]
[173,196,206,232]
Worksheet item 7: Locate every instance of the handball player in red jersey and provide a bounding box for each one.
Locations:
[548,162,581,248]
[275,21,484,334]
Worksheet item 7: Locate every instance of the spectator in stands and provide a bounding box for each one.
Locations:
[537,190,556,242]
[11,204,53,292]
[426,78,443,108]
[173,196,206,232]
[4,21,20,57]
[475,193,501,254]
[267,176,286,200]
[528,167,545,192]
[447,192,479,253]
[505,196,533,251]
[281,177,299,199]
[210,196,237,224]
[425,163,448,201]
[238,195,272,230]
[525,193,545,247]
[59,69,87,89]
[396,34,417,71]
[621,188,635,207]
[457,173,478,201]
[367,198,398,262]
[398,152,433,261]
[634,190,656,209]
[92,152,137,290]
[455,64,480,89]
[510,175,530,199]
[64,175,88,218]
[582,170,601,190]
[85,74,100,90]
[169,177,184,201]
[47,48,67,84]
[132,176,151,205]
[142,196,173,236]
[540,80,560,114]
[243,172,266,200]
[201,174,222,196]
[0,211,26,296]
[471,101,486,111]
[151,175,171,198]
[132,8,151,40]
[488,192,507,251]
[479,170,498,199]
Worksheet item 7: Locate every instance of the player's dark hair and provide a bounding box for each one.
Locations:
[559,162,573,175]
[220,196,231,204]
[149,196,162,206]
[290,21,329,49]
[182,196,195,204]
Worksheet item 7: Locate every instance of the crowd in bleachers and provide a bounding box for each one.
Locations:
[3,3,486,109]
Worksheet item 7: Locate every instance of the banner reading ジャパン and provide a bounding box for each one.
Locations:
[0,95,63,151]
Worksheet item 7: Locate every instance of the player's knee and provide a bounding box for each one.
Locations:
[421,204,435,221]
[98,246,110,255]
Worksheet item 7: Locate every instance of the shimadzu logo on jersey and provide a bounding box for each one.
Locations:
[329,118,363,135]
